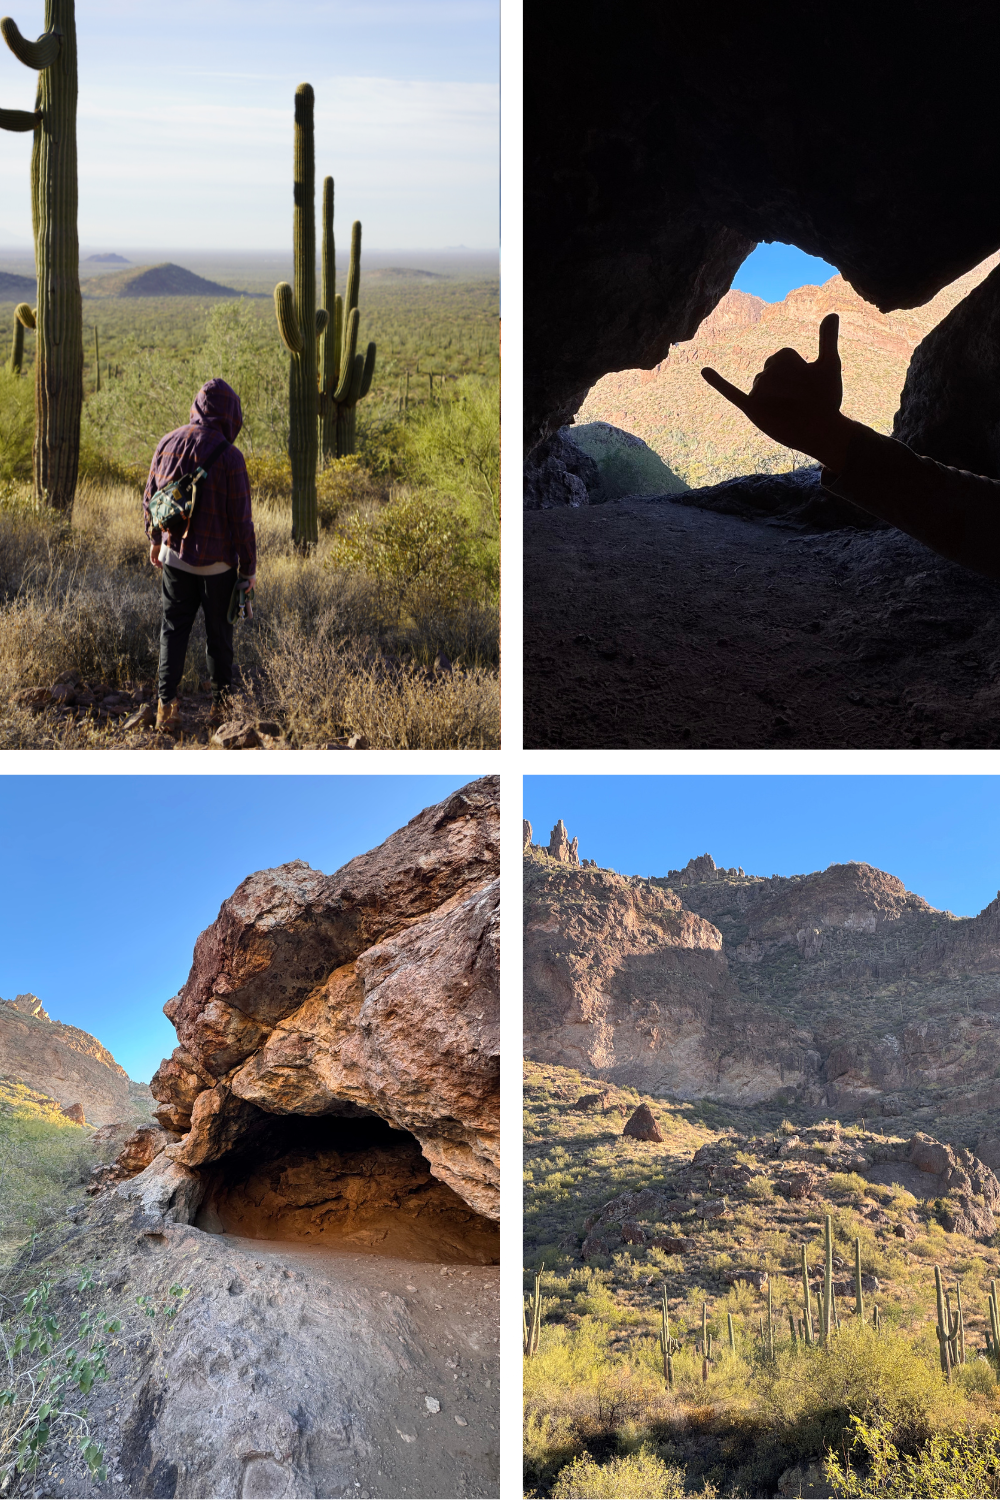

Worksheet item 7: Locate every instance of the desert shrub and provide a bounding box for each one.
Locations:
[327,489,493,620]
[747,1175,775,1200]
[0,371,35,482]
[828,1173,870,1203]
[551,1446,687,1499]
[398,375,499,524]
[197,298,288,456]
[824,1411,1000,1498]
[0,1109,92,1242]
[780,1120,798,1135]
[315,454,387,528]
[81,340,196,468]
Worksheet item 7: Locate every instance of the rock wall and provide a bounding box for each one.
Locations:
[0,994,152,1125]
[147,777,500,1225]
[526,6,1000,452]
[524,844,1000,1136]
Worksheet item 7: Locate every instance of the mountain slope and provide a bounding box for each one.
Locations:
[0,994,152,1125]
[524,838,1000,1150]
[577,253,1000,487]
[80,262,254,298]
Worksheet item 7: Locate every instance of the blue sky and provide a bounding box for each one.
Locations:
[733,242,838,303]
[0,1,498,248]
[0,775,476,1082]
[524,777,1000,921]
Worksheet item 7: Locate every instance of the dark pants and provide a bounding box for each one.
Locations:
[159,565,236,703]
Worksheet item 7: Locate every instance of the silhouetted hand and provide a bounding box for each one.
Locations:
[701,312,854,472]
[150,542,163,569]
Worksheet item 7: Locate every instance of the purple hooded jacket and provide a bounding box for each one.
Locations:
[143,378,256,576]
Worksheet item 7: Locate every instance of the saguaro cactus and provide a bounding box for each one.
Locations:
[8,301,34,373]
[273,83,321,545]
[823,1214,834,1343]
[854,1237,865,1323]
[0,0,82,510]
[801,1245,814,1346]
[317,191,376,460]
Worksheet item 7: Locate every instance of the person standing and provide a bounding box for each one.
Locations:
[143,378,257,732]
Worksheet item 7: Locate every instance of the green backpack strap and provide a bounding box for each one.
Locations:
[182,438,230,539]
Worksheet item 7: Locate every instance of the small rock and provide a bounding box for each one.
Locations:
[49,682,76,705]
[724,1267,768,1289]
[60,1102,86,1126]
[210,720,261,750]
[396,1430,416,1443]
[777,1137,801,1156]
[257,720,281,737]
[648,1235,695,1254]
[619,1220,646,1245]
[697,1198,729,1220]
[122,704,156,732]
[424,1397,440,1413]
[454,1415,467,1426]
[622,1103,663,1142]
[348,734,370,749]
[893,1223,916,1241]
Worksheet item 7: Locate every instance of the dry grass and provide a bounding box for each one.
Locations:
[0,479,499,749]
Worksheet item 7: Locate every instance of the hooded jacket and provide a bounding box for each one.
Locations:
[143,378,256,576]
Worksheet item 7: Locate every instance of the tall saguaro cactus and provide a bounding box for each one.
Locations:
[0,0,82,511]
[317,177,376,460]
[273,83,320,546]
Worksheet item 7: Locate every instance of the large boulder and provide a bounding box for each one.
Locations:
[523,426,600,509]
[146,777,500,1223]
[622,1103,664,1142]
[893,260,1000,480]
[526,7,1000,453]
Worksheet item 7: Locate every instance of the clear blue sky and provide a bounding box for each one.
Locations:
[0,775,476,1083]
[733,242,838,302]
[0,1,498,249]
[524,777,1000,921]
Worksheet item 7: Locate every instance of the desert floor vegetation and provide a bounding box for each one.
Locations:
[523,1061,1000,1498]
[0,275,499,750]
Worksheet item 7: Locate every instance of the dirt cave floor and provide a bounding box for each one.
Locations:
[523,488,1000,748]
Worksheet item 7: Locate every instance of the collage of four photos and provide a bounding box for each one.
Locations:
[2,2,1000,1499]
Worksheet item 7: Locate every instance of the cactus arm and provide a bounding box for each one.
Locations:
[332,294,343,381]
[315,307,328,336]
[358,340,376,399]
[0,18,60,69]
[274,281,303,355]
[854,1237,864,1323]
[14,301,34,328]
[8,317,22,372]
[0,105,38,129]
[344,220,361,318]
[823,1214,833,1343]
[319,174,335,391]
[332,306,358,401]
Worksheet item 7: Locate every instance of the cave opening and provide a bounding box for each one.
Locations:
[193,1108,498,1264]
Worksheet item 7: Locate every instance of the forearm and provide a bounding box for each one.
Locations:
[821,422,1000,580]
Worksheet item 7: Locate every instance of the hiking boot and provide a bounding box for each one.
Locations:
[155,698,181,734]
[208,693,234,726]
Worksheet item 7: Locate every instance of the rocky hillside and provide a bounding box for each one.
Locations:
[524,827,1000,1155]
[576,253,1000,487]
[0,993,152,1126]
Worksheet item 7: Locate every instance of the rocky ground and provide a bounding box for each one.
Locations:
[13,1198,499,1500]
[523,484,1000,748]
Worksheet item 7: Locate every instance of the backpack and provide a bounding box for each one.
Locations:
[148,438,229,540]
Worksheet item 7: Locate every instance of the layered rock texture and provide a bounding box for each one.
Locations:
[0,993,152,1125]
[524,840,1000,1148]
[134,776,499,1233]
[526,7,1000,452]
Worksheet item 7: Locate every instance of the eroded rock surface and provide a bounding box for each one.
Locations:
[140,777,499,1222]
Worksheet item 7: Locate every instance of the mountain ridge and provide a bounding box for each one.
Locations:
[0,993,152,1125]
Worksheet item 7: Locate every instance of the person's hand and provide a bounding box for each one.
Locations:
[150,542,163,569]
[245,574,256,591]
[701,311,854,473]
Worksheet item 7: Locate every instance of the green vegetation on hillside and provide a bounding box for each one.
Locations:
[524,1061,1000,1498]
[0,1085,93,1258]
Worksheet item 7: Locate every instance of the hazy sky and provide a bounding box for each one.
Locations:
[524,777,1000,921]
[733,242,838,302]
[0,1,498,249]
[0,775,477,1082]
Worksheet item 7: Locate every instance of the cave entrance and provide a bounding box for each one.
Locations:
[193,1110,498,1264]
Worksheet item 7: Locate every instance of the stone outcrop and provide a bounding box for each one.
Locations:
[129,778,500,1228]
[547,819,579,866]
[868,1133,1000,1240]
[622,1103,663,1142]
[0,993,153,1125]
[523,426,600,509]
[526,9,1000,453]
[893,260,1000,481]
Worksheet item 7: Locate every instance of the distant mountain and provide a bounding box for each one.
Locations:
[0,269,36,299]
[84,252,130,264]
[0,993,152,1126]
[81,261,264,299]
[366,267,448,281]
[577,253,1000,489]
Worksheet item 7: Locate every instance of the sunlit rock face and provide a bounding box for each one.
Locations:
[143,777,499,1223]
[526,7,1000,453]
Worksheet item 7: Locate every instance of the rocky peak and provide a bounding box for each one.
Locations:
[548,819,579,865]
[5,992,51,1020]
[0,991,151,1126]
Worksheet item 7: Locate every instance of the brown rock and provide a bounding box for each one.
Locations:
[622,1103,664,1142]
[581,1234,610,1259]
[547,819,579,865]
[60,1102,86,1125]
[648,1235,694,1254]
[779,1174,816,1200]
[154,778,499,1221]
[724,1268,768,1290]
[893,1222,916,1241]
[117,1125,178,1178]
[697,1198,728,1220]
[210,720,261,750]
[574,1091,608,1110]
[620,1220,646,1244]
[49,682,76,706]
[122,704,156,732]
[0,994,152,1125]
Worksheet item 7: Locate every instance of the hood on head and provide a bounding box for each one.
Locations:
[190,378,243,442]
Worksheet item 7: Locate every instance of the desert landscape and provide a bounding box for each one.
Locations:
[523,814,1000,1498]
